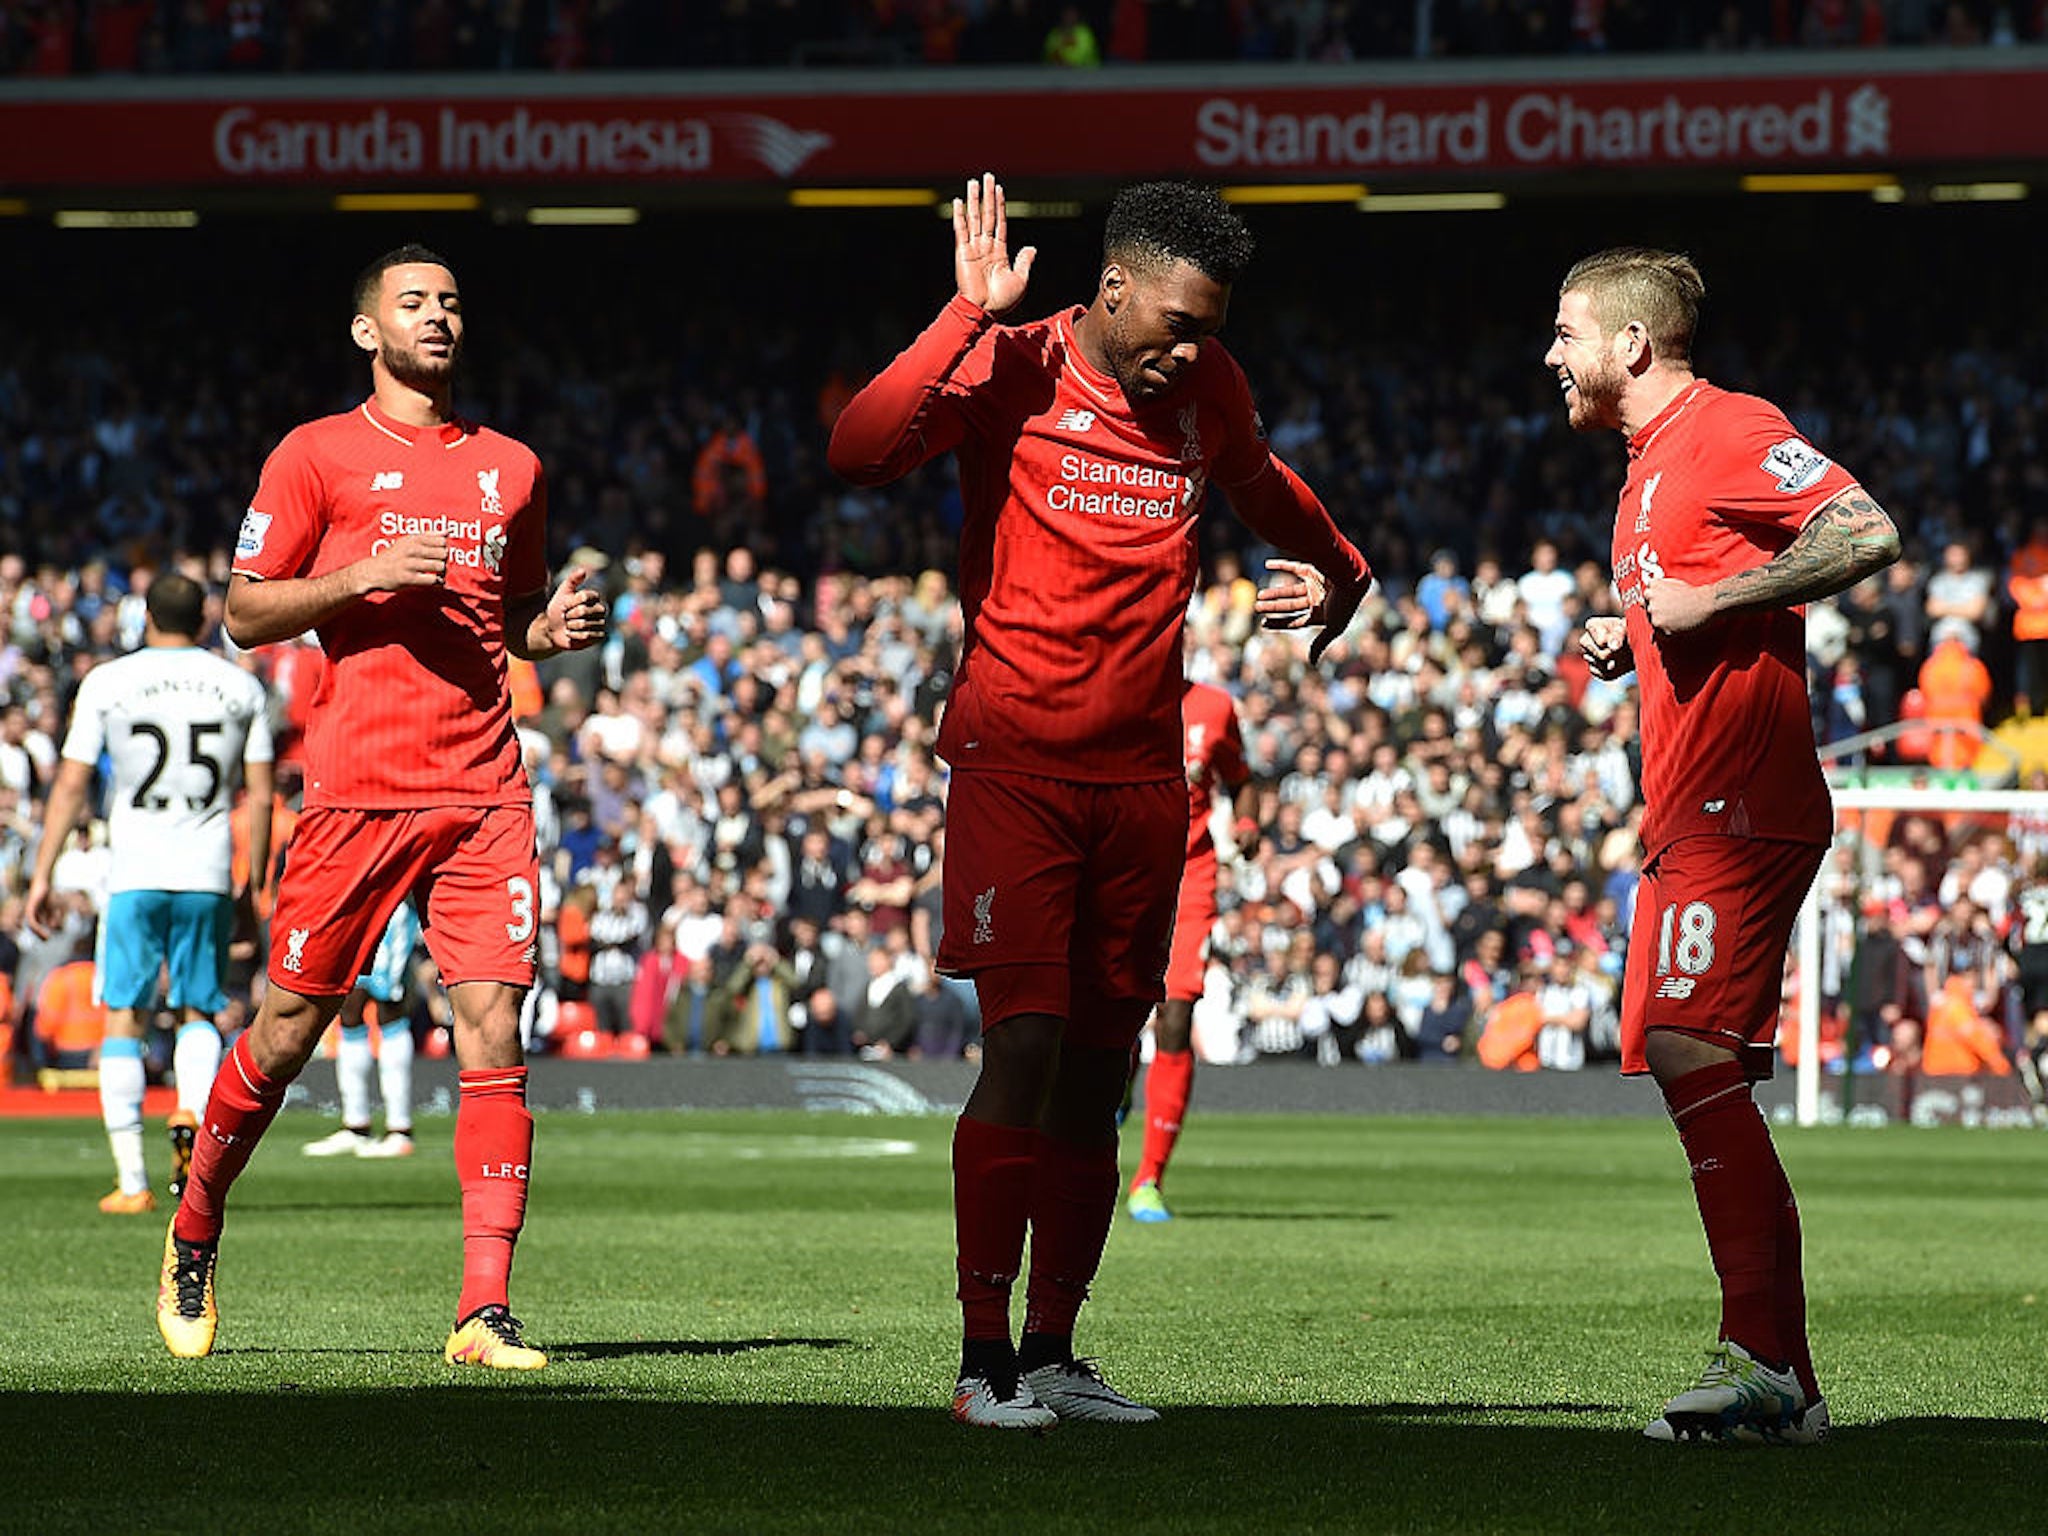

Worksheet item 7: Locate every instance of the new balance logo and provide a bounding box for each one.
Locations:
[371,471,405,491]
[1656,977,1698,1000]
[1055,408,1097,433]
[972,886,996,945]
[281,927,310,973]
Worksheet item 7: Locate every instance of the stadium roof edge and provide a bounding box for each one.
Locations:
[0,45,2039,105]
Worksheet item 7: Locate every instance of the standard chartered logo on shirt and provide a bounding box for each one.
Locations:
[371,508,504,569]
[1048,452,1188,521]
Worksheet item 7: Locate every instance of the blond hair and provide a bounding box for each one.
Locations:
[1561,248,1704,363]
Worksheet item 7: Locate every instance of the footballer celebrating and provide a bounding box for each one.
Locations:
[156,245,606,1368]
[831,174,1371,1428]
[1551,247,1900,1445]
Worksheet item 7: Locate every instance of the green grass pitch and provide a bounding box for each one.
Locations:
[2,1109,2043,1534]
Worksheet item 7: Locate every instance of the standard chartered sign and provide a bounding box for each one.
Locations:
[1192,85,1886,170]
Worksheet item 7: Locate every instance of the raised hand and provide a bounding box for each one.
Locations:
[953,172,1036,316]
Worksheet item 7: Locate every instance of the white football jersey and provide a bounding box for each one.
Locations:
[61,645,273,896]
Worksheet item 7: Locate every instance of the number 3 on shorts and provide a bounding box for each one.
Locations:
[507,876,536,943]
[1656,900,1717,977]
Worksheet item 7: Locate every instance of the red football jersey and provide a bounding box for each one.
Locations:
[233,398,548,809]
[1181,679,1249,859]
[1610,382,1856,861]
[833,296,1357,783]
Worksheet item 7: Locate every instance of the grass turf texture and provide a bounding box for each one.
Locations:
[2,1110,2044,1534]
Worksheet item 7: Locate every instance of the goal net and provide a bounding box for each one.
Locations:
[1790,783,2048,1127]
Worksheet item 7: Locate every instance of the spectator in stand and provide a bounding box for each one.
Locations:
[629,919,686,1050]
[853,940,918,1058]
[1414,971,1473,1063]
[1516,538,1576,655]
[1917,619,1994,771]
[584,880,650,1039]
[713,940,799,1055]
[1242,936,1314,1061]
[1923,538,1995,659]
[913,965,976,1059]
[1042,4,1101,65]
[2006,518,2048,718]
[665,954,730,1056]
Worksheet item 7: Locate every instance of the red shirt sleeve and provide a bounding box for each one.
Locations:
[1213,696,1250,791]
[1228,454,1371,589]
[827,294,992,485]
[1209,345,1274,490]
[506,456,549,599]
[235,425,328,580]
[1705,396,1859,534]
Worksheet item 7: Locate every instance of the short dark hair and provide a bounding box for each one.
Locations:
[146,571,206,640]
[1561,247,1705,362]
[353,243,454,317]
[1103,182,1255,285]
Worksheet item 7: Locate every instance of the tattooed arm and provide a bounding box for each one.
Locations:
[1640,489,1902,635]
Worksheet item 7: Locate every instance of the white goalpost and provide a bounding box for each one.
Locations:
[1792,785,2048,1127]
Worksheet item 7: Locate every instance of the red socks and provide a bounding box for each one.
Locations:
[955,1119,1121,1345]
[1132,1048,1194,1192]
[455,1067,533,1323]
[1023,1132,1120,1339]
[1662,1060,1794,1370]
[1775,1170,1821,1402]
[174,1032,286,1245]
[953,1115,1036,1340]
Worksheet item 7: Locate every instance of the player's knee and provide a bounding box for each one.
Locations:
[1152,998,1195,1053]
[1044,1043,1135,1141]
[254,988,343,1074]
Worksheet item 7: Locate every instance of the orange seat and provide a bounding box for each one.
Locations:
[552,1000,597,1041]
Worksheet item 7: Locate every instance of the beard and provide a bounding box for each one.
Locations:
[1102,310,1173,404]
[1567,360,1623,431]
[381,338,458,391]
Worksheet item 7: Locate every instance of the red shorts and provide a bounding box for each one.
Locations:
[938,770,1186,1042]
[1621,835,1825,1081]
[1163,848,1220,1003]
[267,804,539,997]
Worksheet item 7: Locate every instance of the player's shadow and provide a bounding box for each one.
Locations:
[1352,1399,1629,1416]
[9,1395,2043,1534]
[551,1337,852,1361]
[248,1201,450,1214]
[1170,1209,1393,1222]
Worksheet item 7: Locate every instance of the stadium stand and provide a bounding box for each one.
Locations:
[2,1,2040,75]
[2,70,2045,1094]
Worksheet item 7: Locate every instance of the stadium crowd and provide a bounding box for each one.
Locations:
[1,212,2044,1089]
[0,0,2041,75]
